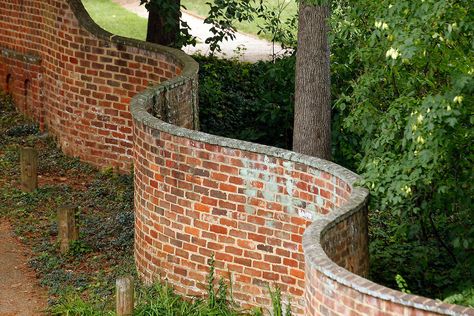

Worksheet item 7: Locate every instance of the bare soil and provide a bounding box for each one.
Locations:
[0,220,48,316]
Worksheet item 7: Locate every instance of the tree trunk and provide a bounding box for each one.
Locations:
[293,3,331,160]
[146,0,180,46]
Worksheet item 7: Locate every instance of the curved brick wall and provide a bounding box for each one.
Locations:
[132,93,474,315]
[2,1,473,315]
[132,92,363,314]
[129,48,474,316]
[0,0,198,171]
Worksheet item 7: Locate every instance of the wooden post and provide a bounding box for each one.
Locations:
[20,147,38,192]
[57,206,78,254]
[116,276,134,316]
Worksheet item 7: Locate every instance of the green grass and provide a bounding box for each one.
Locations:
[82,0,147,41]
[81,0,297,42]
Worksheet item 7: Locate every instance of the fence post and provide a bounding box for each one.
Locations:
[20,147,38,192]
[116,276,134,316]
[57,206,78,254]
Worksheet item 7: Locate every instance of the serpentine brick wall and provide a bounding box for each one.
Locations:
[2,0,473,315]
[0,0,198,171]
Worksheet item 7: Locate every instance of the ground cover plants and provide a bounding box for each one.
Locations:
[0,93,136,311]
[0,92,292,315]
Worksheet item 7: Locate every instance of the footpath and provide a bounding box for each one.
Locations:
[111,0,281,62]
[0,220,47,315]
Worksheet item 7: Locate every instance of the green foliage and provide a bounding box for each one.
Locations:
[68,240,93,256]
[330,0,474,300]
[196,54,295,149]
[136,256,240,316]
[395,274,411,294]
[204,0,259,53]
[255,0,297,50]
[444,287,474,308]
[268,286,292,316]
[50,293,114,316]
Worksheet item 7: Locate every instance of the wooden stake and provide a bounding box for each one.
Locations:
[20,147,38,192]
[57,206,78,254]
[116,276,134,316]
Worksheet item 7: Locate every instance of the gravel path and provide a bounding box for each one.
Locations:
[0,220,48,315]
[111,0,285,62]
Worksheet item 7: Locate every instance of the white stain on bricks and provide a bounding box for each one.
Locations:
[240,155,326,221]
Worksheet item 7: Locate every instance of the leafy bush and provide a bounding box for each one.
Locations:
[444,287,474,308]
[196,54,295,149]
[330,0,474,299]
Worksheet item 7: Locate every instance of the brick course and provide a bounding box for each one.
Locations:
[2,0,473,315]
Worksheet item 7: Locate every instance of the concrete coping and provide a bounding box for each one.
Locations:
[130,86,362,188]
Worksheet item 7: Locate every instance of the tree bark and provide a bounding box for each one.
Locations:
[293,3,332,160]
[146,0,180,46]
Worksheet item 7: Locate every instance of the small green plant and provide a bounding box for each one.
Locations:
[50,293,114,316]
[268,286,292,316]
[68,240,92,256]
[395,274,411,294]
[444,287,474,308]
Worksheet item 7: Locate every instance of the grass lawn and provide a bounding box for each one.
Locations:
[82,0,147,41]
[81,0,297,41]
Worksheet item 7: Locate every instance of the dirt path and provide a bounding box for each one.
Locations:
[0,220,48,316]
[111,0,289,62]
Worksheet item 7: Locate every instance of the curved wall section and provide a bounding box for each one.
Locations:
[0,0,198,171]
[132,90,474,315]
[304,218,474,316]
[132,92,367,314]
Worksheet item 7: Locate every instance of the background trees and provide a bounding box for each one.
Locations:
[331,0,473,300]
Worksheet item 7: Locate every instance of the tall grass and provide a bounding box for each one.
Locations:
[51,255,292,316]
